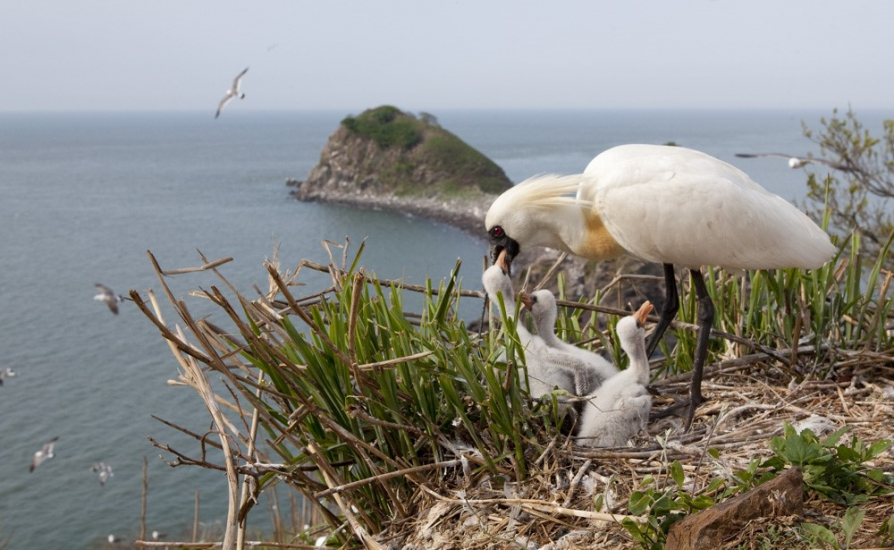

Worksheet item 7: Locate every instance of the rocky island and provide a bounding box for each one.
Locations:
[288,105,512,235]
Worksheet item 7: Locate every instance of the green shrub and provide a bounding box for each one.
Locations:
[342,106,423,151]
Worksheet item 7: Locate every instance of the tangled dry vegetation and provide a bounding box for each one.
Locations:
[131,232,893,550]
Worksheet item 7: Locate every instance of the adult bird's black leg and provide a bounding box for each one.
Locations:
[685,268,714,430]
[646,263,679,358]
[646,263,685,418]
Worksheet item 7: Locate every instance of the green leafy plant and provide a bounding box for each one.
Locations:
[765,423,892,506]
[877,514,894,544]
[621,424,892,550]
[799,507,866,550]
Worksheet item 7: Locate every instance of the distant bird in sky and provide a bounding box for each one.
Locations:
[215,67,249,119]
[267,43,279,52]
[91,461,114,485]
[30,437,58,472]
[94,284,126,315]
[735,152,855,171]
[0,367,16,385]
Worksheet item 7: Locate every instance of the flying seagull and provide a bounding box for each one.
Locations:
[735,152,855,171]
[0,367,16,386]
[91,461,114,485]
[30,437,58,472]
[94,284,126,315]
[215,67,249,119]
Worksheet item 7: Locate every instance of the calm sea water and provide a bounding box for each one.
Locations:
[0,109,875,548]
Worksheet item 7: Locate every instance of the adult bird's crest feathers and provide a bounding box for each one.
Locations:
[486,174,589,229]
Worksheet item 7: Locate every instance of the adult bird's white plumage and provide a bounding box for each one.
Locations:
[576,301,653,447]
[486,144,836,429]
[215,67,249,119]
[521,289,618,392]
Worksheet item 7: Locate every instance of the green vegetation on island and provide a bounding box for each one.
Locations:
[340,105,512,196]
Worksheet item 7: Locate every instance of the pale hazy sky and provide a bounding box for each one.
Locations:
[3,0,893,112]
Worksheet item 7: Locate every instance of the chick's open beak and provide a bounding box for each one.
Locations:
[519,292,533,310]
[495,249,511,274]
[633,301,654,326]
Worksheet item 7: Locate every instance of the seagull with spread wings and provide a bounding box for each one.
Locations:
[735,152,855,171]
[30,437,58,472]
[94,284,126,315]
[215,67,249,119]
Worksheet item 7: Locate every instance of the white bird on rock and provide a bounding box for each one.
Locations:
[521,289,618,393]
[576,301,653,447]
[215,67,249,119]
[482,251,590,399]
[735,152,855,172]
[485,144,836,430]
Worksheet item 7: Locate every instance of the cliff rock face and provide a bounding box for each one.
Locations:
[288,106,512,234]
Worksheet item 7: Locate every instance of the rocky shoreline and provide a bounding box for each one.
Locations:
[287,178,495,238]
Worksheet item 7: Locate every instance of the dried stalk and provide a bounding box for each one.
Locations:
[236,371,265,549]
[144,252,240,550]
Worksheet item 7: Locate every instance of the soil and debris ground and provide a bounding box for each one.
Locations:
[383,362,894,549]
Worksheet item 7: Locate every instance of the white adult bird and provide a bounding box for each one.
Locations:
[482,251,586,399]
[521,289,619,393]
[215,67,249,119]
[94,283,126,315]
[576,301,653,447]
[735,152,855,172]
[485,144,836,429]
[30,437,58,472]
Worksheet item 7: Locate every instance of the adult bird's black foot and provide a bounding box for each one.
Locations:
[650,393,707,430]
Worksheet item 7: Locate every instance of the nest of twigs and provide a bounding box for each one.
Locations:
[388,365,894,549]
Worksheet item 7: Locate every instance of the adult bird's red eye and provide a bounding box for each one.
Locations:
[491,226,504,238]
